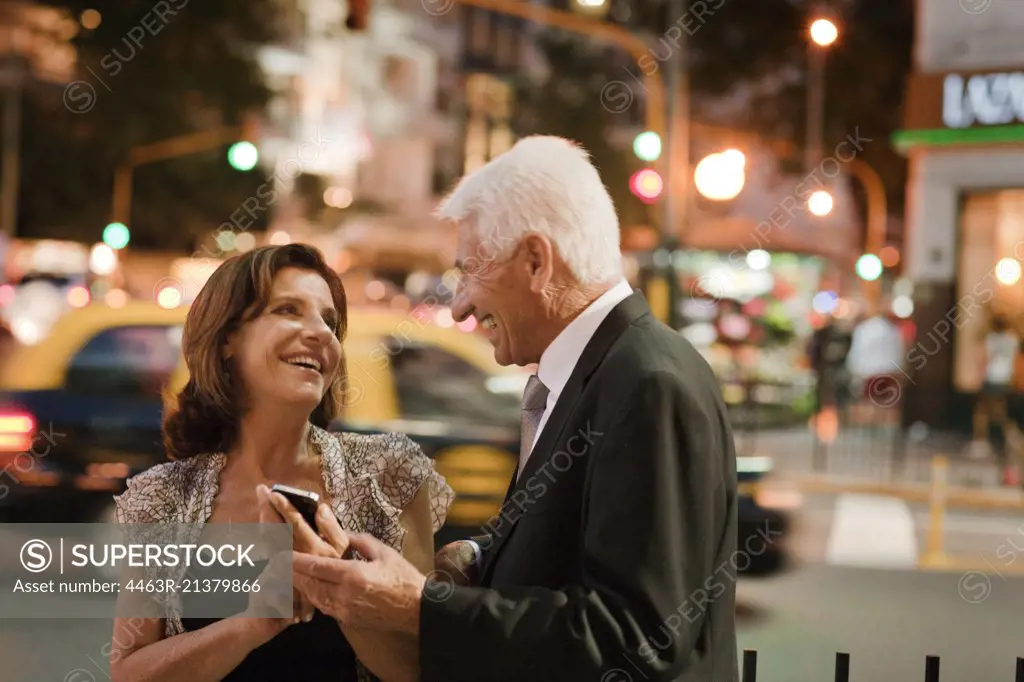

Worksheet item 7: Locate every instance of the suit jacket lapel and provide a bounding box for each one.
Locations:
[481,291,652,584]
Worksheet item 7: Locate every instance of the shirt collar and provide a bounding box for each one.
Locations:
[537,279,634,399]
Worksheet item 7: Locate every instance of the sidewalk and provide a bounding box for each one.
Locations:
[737,426,1011,489]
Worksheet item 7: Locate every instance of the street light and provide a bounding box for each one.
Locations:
[805,14,838,172]
[112,124,256,226]
[996,257,1022,286]
[809,18,838,46]
[807,190,834,216]
[694,149,745,201]
[573,0,610,16]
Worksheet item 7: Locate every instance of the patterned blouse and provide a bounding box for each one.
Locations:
[113,425,454,677]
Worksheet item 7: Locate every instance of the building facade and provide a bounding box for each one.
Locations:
[251,0,452,268]
[897,0,1024,429]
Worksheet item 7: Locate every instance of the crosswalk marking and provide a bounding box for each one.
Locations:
[826,494,918,569]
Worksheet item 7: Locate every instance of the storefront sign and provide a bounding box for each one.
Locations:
[942,72,1024,128]
[896,67,1024,149]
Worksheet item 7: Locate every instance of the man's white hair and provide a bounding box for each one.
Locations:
[435,135,623,285]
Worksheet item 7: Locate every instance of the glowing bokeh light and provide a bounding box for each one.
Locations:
[808,190,834,216]
[157,287,183,309]
[67,286,90,308]
[995,257,1022,285]
[812,291,839,315]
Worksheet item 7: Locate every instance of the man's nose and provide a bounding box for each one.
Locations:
[449,284,472,323]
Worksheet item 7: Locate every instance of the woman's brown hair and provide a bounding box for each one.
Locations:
[163,243,348,460]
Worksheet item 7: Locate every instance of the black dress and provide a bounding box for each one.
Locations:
[180,560,359,682]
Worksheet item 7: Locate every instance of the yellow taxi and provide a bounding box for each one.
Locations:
[0,301,526,533]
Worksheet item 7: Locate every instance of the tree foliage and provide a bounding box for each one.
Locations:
[14,0,281,250]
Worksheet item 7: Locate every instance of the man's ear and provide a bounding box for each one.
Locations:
[523,234,553,287]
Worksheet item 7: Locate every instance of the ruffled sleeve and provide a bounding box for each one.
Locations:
[111,462,192,618]
[333,431,455,551]
[113,463,179,525]
[380,433,454,533]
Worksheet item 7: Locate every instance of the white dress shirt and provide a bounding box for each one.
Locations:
[529,278,634,458]
[464,278,634,566]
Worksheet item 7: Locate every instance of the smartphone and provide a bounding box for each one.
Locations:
[270,483,320,529]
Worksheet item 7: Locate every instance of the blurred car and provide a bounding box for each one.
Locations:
[0,302,793,573]
[2,273,89,345]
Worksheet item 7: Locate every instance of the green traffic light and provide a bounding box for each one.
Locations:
[633,131,662,162]
[103,222,130,250]
[228,141,258,171]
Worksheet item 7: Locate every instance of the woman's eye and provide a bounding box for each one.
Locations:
[276,304,299,315]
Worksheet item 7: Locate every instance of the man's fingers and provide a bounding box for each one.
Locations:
[292,550,355,583]
[293,589,313,622]
[434,542,475,586]
[293,572,322,598]
[346,532,389,561]
[293,573,338,617]
[316,504,350,557]
[293,587,316,623]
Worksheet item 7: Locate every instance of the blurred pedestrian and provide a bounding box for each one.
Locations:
[285,135,740,682]
[109,243,453,682]
[970,315,1019,472]
[808,313,854,418]
[846,308,906,421]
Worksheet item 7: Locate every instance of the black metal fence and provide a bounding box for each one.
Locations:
[741,650,1024,681]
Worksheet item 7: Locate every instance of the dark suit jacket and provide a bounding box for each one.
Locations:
[420,291,739,682]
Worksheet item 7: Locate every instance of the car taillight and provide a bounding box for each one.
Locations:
[0,411,35,452]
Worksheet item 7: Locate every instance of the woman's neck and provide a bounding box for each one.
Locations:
[228,407,314,482]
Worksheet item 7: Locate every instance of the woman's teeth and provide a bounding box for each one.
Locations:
[286,356,321,372]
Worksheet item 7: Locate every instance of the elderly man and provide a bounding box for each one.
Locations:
[281,136,739,682]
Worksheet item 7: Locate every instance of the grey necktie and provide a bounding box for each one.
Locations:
[518,374,550,478]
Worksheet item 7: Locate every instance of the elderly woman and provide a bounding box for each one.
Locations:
[109,243,453,682]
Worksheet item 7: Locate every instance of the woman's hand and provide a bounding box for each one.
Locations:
[255,484,344,624]
[241,550,304,641]
[256,484,349,557]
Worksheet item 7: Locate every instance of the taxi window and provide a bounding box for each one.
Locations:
[388,342,520,429]
[66,325,183,397]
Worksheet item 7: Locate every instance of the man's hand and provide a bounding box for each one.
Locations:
[433,541,478,587]
[292,533,427,636]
